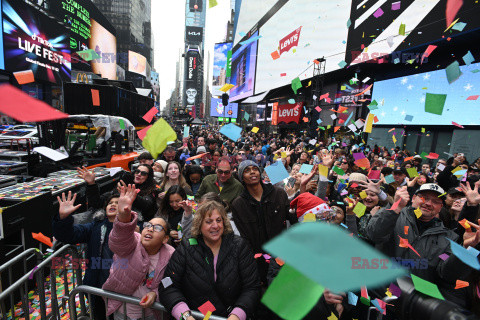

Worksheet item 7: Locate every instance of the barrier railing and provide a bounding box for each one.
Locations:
[0,243,85,319]
[69,285,228,320]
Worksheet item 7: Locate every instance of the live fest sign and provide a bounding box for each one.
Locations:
[274,102,304,124]
[278,27,302,55]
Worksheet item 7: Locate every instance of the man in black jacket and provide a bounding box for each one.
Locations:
[231,160,296,284]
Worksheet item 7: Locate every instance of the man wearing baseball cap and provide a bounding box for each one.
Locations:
[366,183,478,308]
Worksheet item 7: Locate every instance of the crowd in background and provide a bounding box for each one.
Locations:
[52,125,480,320]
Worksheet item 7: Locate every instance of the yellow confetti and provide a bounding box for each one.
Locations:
[327,312,338,320]
[319,164,329,177]
[414,208,422,218]
[203,311,212,320]
[444,18,460,33]
[303,213,317,222]
[359,191,367,199]
[251,127,259,133]
[392,135,397,144]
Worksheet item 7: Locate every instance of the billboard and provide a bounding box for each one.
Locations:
[128,50,147,77]
[212,42,232,96]
[334,82,372,107]
[150,71,160,98]
[50,0,116,77]
[276,102,304,124]
[229,31,258,102]
[89,19,116,80]
[183,50,200,107]
[210,97,238,118]
[233,0,279,46]
[189,0,203,12]
[186,26,203,43]
[254,0,351,94]
[347,0,480,66]
[2,0,71,83]
[370,61,480,126]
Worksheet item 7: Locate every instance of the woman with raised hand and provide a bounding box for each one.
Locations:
[102,184,175,320]
[159,201,261,320]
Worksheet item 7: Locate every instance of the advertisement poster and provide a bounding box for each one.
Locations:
[210,97,238,118]
[3,0,71,83]
[128,50,147,77]
[212,42,232,96]
[183,50,200,107]
[186,26,203,44]
[90,19,116,80]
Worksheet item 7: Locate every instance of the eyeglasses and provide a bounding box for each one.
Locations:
[420,196,443,206]
[134,169,148,176]
[238,152,245,155]
[143,222,165,233]
[217,169,231,175]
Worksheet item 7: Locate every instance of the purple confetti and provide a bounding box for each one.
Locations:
[439,253,449,261]
[263,254,271,260]
[373,8,384,18]
[389,283,402,297]
[28,266,38,280]
[391,1,401,10]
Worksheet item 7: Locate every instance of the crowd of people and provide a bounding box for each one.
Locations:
[52,125,480,320]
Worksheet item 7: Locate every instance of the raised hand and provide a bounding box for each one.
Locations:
[357,178,383,195]
[460,181,480,206]
[116,179,127,194]
[76,166,95,185]
[393,186,410,213]
[117,184,138,222]
[405,176,418,188]
[300,164,318,186]
[57,191,82,219]
[463,219,480,248]
[179,200,193,216]
[321,151,335,168]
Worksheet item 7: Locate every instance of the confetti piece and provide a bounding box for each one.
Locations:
[455,280,469,289]
[439,253,450,261]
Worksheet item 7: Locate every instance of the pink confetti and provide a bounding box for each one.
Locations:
[373,8,384,18]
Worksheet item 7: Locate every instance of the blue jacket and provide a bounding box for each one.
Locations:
[52,212,114,288]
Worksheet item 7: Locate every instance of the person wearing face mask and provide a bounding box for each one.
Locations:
[155,185,194,245]
[158,162,193,199]
[53,191,120,320]
[159,201,261,320]
[153,160,168,184]
[366,183,480,308]
[102,184,174,320]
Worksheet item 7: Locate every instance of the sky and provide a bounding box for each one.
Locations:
[151,0,232,110]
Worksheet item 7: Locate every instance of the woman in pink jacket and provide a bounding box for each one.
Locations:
[103,184,175,320]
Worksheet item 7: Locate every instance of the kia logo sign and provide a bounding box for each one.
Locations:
[186,27,203,43]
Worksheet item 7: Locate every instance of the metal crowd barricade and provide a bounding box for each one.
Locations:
[0,243,86,319]
[69,285,228,320]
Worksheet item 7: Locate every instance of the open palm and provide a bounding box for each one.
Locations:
[57,191,81,220]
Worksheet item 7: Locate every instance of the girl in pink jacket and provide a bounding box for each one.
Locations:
[103,184,175,319]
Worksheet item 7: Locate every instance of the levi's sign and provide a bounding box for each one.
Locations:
[279,27,302,55]
[276,102,303,124]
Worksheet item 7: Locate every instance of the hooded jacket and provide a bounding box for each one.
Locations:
[52,209,113,288]
[366,205,473,308]
[159,233,261,318]
[102,212,175,316]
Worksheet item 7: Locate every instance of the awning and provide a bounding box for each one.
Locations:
[241,90,270,104]
[135,88,152,96]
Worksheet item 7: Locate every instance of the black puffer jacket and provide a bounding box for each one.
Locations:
[159,233,261,318]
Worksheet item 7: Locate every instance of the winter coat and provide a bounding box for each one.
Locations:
[366,205,473,308]
[52,210,113,288]
[102,212,175,316]
[195,174,244,205]
[159,233,261,318]
[231,183,295,254]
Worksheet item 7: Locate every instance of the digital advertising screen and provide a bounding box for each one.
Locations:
[233,0,279,46]
[210,97,238,118]
[346,0,480,66]
[370,61,480,126]
[90,19,116,80]
[334,82,372,107]
[183,50,200,107]
[212,42,232,96]
[0,0,3,70]
[2,0,71,83]
[50,0,116,76]
[128,50,147,77]
[229,31,258,102]
[254,0,351,94]
[186,26,203,44]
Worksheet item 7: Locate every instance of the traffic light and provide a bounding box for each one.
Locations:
[222,93,229,106]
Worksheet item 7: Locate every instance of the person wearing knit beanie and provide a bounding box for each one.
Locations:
[290,192,332,222]
[238,160,261,183]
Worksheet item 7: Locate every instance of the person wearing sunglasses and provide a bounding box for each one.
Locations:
[103,184,174,320]
[116,164,158,224]
[195,157,244,206]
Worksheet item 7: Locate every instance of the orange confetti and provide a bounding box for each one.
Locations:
[334,126,340,132]
[455,280,469,289]
[275,257,285,266]
[271,51,280,60]
[404,226,409,235]
[32,232,53,247]
[403,156,414,162]
[399,236,420,257]
[458,218,472,232]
